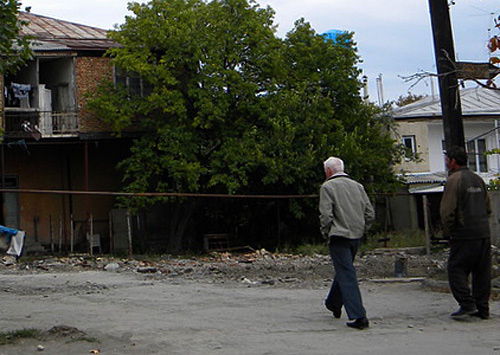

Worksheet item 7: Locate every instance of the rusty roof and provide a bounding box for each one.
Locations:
[19,12,116,51]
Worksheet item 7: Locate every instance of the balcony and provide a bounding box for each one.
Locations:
[4,109,78,139]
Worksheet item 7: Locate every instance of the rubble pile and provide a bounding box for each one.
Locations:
[1,246,498,289]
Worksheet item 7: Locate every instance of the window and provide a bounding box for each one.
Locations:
[402,135,416,152]
[402,135,416,160]
[115,69,152,98]
[466,139,487,173]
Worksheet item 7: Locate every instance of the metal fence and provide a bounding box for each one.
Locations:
[1,188,498,256]
[4,110,78,138]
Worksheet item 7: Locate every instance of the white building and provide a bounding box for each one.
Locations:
[393,85,500,191]
[386,86,500,241]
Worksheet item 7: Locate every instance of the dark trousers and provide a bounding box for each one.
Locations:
[448,238,491,313]
[325,237,366,320]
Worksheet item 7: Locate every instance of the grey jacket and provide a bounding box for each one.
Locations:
[319,174,374,241]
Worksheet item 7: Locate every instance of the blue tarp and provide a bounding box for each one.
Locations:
[322,29,345,42]
[0,225,19,244]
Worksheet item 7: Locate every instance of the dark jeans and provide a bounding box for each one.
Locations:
[448,238,491,313]
[325,236,366,320]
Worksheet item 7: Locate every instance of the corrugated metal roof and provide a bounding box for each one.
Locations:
[393,86,500,119]
[402,171,496,194]
[402,173,446,194]
[408,185,444,194]
[19,12,116,51]
[399,172,447,185]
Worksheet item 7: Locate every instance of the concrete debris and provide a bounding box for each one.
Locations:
[1,255,17,266]
[104,263,120,272]
[1,247,497,293]
[240,277,257,285]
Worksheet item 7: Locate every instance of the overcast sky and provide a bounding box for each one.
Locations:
[19,0,500,103]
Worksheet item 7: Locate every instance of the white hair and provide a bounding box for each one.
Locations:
[323,156,344,174]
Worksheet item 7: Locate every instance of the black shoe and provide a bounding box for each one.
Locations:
[470,311,489,320]
[325,304,342,319]
[450,307,476,319]
[346,317,369,330]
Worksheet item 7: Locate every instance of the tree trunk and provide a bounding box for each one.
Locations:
[167,200,198,252]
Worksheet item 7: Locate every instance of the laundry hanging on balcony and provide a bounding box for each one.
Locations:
[7,83,32,108]
[10,83,31,99]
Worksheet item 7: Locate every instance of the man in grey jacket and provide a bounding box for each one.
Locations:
[319,157,374,330]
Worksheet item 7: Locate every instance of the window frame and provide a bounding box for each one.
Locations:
[114,68,152,98]
[466,138,487,173]
[402,135,416,160]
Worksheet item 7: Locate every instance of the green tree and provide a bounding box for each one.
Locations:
[394,92,426,107]
[268,20,399,193]
[0,1,32,75]
[89,0,399,251]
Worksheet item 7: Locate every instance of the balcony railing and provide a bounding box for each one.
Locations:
[4,109,79,139]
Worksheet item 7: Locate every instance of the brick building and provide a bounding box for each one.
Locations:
[0,12,135,253]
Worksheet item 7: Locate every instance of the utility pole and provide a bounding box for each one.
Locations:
[428,0,465,152]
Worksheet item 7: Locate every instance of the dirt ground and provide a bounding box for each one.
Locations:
[0,247,499,355]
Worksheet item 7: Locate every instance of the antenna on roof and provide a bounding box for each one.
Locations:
[376,74,384,106]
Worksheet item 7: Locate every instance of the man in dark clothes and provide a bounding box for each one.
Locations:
[440,146,492,320]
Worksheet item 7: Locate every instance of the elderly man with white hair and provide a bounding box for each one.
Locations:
[319,156,374,330]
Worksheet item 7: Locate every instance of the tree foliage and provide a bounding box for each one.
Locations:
[88,0,401,250]
[0,1,32,75]
[394,92,426,107]
[90,0,399,198]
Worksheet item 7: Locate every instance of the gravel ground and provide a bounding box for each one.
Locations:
[0,247,498,354]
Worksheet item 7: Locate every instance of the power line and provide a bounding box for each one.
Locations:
[0,188,318,199]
